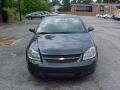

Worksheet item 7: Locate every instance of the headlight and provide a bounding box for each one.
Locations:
[83,46,96,60]
[27,48,40,60]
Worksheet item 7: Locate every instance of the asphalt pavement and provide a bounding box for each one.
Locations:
[0,17,120,90]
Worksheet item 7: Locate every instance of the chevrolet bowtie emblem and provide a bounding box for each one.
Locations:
[59,58,65,61]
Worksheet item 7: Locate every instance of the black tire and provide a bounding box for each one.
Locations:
[27,65,36,77]
[27,17,32,20]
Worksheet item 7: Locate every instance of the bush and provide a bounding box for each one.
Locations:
[21,0,51,14]
[3,8,17,22]
[58,6,65,12]
[58,5,71,12]
[2,10,9,23]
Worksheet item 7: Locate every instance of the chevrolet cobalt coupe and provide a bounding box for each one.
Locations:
[26,15,97,78]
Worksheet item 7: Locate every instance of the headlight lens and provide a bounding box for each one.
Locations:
[83,46,96,60]
[27,48,40,60]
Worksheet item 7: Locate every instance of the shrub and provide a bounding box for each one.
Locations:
[2,10,9,22]
[3,8,17,22]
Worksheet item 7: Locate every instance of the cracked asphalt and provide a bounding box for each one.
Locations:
[0,17,120,90]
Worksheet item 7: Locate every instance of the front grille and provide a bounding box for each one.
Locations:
[42,54,82,63]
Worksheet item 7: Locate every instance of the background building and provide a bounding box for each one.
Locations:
[71,3,120,14]
[103,0,119,3]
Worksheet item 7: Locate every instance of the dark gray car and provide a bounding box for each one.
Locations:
[26,14,98,78]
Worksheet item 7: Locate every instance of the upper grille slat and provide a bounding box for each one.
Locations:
[43,57,80,60]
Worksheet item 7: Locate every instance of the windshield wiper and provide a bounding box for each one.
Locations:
[37,32,80,34]
[37,32,50,34]
[38,32,62,34]
[55,32,79,34]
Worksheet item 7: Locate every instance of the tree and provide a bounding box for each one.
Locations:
[1,0,7,8]
[96,0,102,3]
[52,0,59,5]
[0,0,15,8]
[1,0,9,22]
[77,0,93,4]
[71,0,76,4]
[62,0,71,11]
[116,0,120,3]
[73,0,76,3]
[77,0,81,3]
[103,0,118,3]
[21,0,51,14]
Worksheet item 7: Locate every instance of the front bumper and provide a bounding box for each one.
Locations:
[27,57,97,77]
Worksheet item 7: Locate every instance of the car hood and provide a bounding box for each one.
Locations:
[37,33,94,55]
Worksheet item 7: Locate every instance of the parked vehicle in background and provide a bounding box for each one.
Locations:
[25,11,46,20]
[96,14,112,19]
[48,12,59,16]
[25,11,60,20]
[54,11,60,14]
[42,11,59,16]
[112,13,120,20]
[42,11,50,16]
[96,14,103,18]
[102,14,112,19]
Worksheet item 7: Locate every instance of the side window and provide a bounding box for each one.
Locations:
[34,14,39,16]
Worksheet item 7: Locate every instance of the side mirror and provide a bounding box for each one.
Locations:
[29,28,36,34]
[88,27,94,32]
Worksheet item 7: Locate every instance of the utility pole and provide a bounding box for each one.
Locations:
[18,0,22,21]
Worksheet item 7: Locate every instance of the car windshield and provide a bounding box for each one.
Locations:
[37,16,86,34]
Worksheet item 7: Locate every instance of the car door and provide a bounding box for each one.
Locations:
[33,13,40,18]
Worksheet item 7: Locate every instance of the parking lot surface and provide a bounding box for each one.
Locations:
[0,17,120,90]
